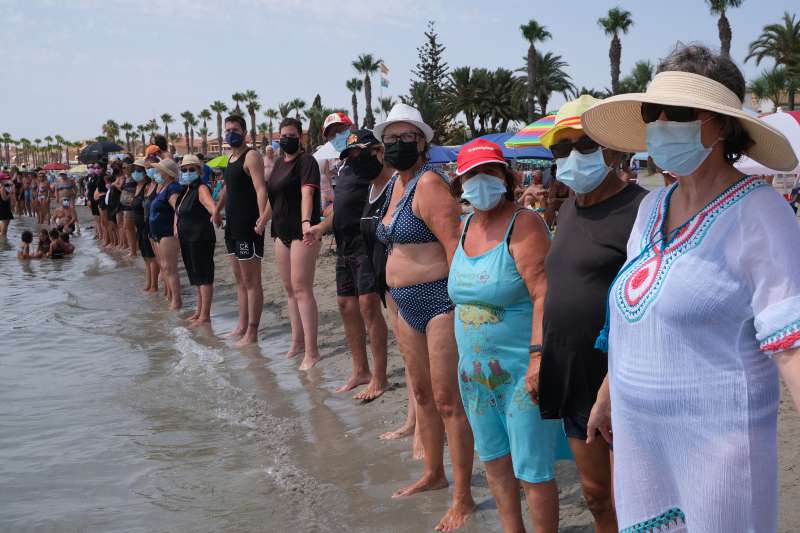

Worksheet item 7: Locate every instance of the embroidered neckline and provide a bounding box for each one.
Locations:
[616,176,767,323]
[620,507,686,533]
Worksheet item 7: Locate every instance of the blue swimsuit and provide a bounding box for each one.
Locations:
[376,163,455,332]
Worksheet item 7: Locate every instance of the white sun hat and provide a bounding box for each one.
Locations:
[373,103,434,142]
[582,71,798,172]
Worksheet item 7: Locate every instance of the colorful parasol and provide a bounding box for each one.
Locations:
[205,154,229,168]
[504,115,556,148]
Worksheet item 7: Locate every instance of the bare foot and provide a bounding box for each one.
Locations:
[285,342,304,358]
[235,332,258,347]
[335,373,371,393]
[187,318,210,329]
[146,286,158,293]
[379,422,414,441]
[299,353,321,371]
[392,472,448,499]
[186,313,201,322]
[224,327,246,338]
[434,500,476,531]
[354,378,389,401]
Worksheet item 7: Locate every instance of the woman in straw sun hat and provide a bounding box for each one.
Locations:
[374,102,475,531]
[581,44,800,532]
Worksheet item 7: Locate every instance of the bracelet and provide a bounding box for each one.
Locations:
[529,344,543,354]
[301,219,311,224]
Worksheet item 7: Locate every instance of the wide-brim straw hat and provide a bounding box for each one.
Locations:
[154,159,179,178]
[582,71,798,172]
[540,94,602,149]
[132,158,147,168]
[374,103,434,143]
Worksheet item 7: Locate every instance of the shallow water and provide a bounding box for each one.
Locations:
[0,215,524,533]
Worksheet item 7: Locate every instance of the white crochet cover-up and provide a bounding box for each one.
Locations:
[608,177,800,533]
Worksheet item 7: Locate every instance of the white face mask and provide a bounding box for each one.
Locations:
[556,148,609,194]
[461,173,507,211]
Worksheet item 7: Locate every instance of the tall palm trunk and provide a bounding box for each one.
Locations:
[351,92,360,129]
[527,44,537,122]
[249,111,257,149]
[184,123,191,154]
[164,124,169,139]
[610,35,622,95]
[216,114,223,154]
[363,76,375,128]
[190,128,195,154]
[539,92,550,116]
[718,12,732,58]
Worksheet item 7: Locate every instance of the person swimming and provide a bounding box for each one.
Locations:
[46,228,73,259]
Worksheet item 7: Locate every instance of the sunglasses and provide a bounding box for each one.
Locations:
[641,103,698,124]
[549,136,600,159]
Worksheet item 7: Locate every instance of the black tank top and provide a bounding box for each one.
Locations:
[223,148,258,240]
[142,185,158,232]
[177,182,215,243]
[131,183,147,225]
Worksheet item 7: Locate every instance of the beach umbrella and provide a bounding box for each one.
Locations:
[504,115,556,148]
[42,162,69,171]
[206,154,229,168]
[735,110,800,175]
[428,145,460,164]
[473,132,552,160]
[77,141,124,163]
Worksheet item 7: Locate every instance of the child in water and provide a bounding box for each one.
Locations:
[17,230,35,259]
[46,229,74,259]
[35,229,51,258]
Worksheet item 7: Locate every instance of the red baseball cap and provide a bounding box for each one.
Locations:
[456,139,507,176]
[322,112,353,134]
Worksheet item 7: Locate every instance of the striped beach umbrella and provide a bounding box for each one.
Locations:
[505,115,556,148]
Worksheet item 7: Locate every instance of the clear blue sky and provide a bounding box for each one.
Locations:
[0,0,795,142]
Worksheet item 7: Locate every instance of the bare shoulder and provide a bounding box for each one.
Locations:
[511,209,550,242]
[245,150,263,165]
[417,169,449,194]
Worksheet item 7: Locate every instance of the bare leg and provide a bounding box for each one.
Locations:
[125,214,138,257]
[143,258,153,291]
[291,239,321,370]
[225,255,248,338]
[427,313,475,531]
[392,316,448,499]
[274,239,304,356]
[521,479,559,533]
[354,293,389,401]
[378,296,418,443]
[188,286,202,322]
[195,283,213,323]
[158,236,182,310]
[335,295,371,392]
[235,258,262,346]
[484,456,525,533]
[568,436,617,532]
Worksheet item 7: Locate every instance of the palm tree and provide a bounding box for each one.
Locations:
[599,7,634,95]
[257,122,269,150]
[352,53,382,128]
[705,0,745,58]
[2,132,11,164]
[520,20,552,122]
[618,60,655,93]
[289,98,306,119]
[43,136,53,162]
[209,101,228,154]
[244,90,260,148]
[198,109,212,135]
[169,132,182,146]
[136,124,148,154]
[54,135,66,163]
[231,92,246,116]
[198,127,209,155]
[160,113,174,139]
[180,111,195,153]
[278,102,292,119]
[378,96,395,120]
[264,108,279,146]
[188,115,198,154]
[345,78,363,127]
[520,51,575,115]
[118,123,132,153]
[749,67,795,110]
[746,12,800,110]
[33,139,42,166]
[102,120,120,144]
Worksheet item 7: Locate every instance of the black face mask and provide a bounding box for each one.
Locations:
[349,150,383,181]
[280,137,300,155]
[383,140,419,171]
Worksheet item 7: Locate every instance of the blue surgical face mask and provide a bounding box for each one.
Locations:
[331,130,349,152]
[131,170,144,182]
[646,119,717,176]
[461,173,507,211]
[146,167,156,179]
[179,171,199,185]
[556,148,610,194]
[153,172,164,184]
[225,131,244,148]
